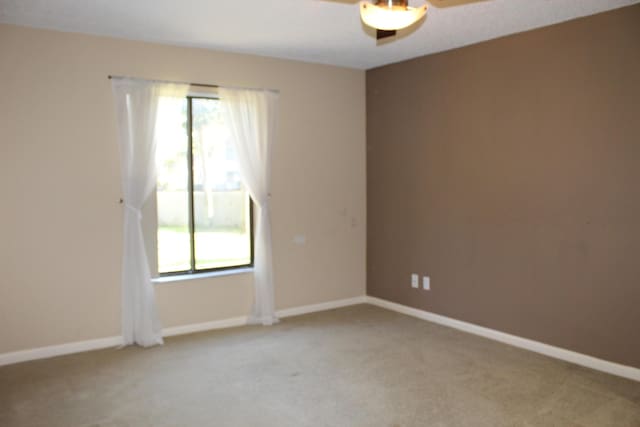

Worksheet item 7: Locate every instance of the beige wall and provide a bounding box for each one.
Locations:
[367,5,640,368]
[0,24,366,354]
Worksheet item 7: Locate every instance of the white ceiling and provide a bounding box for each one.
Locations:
[1,0,638,69]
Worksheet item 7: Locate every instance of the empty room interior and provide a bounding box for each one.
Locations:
[1,0,639,426]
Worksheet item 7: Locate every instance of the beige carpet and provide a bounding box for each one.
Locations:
[1,304,639,426]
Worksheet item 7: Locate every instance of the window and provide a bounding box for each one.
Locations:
[154,94,253,276]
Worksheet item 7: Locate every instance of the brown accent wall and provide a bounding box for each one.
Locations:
[366,5,640,368]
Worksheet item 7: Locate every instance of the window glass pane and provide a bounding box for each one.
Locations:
[191,98,252,270]
[155,97,190,273]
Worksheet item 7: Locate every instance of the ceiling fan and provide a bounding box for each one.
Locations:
[340,0,484,40]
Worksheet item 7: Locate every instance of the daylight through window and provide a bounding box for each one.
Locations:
[155,95,253,275]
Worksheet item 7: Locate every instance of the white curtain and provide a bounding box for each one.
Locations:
[220,87,279,326]
[112,78,189,346]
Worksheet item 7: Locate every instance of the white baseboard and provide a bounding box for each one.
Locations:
[277,296,368,318]
[0,296,367,367]
[0,336,125,368]
[162,316,249,338]
[366,296,640,383]
[161,296,368,338]
[3,294,638,383]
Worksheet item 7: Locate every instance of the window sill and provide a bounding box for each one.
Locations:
[152,267,254,284]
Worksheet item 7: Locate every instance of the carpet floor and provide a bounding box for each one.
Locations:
[1,304,639,426]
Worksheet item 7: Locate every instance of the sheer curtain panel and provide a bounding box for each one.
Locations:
[220,87,280,326]
[112,78,189,347]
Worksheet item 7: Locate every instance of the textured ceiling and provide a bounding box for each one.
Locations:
[1,0,638,69]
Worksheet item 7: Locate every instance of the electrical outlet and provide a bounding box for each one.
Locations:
[423,276,430,290]
[411,274,419,288]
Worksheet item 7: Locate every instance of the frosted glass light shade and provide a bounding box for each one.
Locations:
[360,1,428,31]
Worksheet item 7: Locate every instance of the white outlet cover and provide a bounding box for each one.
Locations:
[411,274,419,288]
[423,276,430,290]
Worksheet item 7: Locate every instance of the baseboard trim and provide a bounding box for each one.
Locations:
[162,316,249,338]
[277,296,368,318]
[0,296,367,367]
[366,296,640,382]
[4,294,637,382]
[0,336,125,368]
[162,296,368,338]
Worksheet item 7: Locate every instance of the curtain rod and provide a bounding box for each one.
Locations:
[108,75,280,94]
[108,75,218,89]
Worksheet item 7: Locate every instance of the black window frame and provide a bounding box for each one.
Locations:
[158,95,254,277]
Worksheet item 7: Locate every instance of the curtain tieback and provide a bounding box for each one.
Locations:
[124,203,142,221]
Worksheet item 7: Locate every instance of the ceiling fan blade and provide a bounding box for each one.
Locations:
[428,0,486,8]
[376,29,397,40]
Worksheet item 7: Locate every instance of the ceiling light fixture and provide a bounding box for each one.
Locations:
[360,0,428,31]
